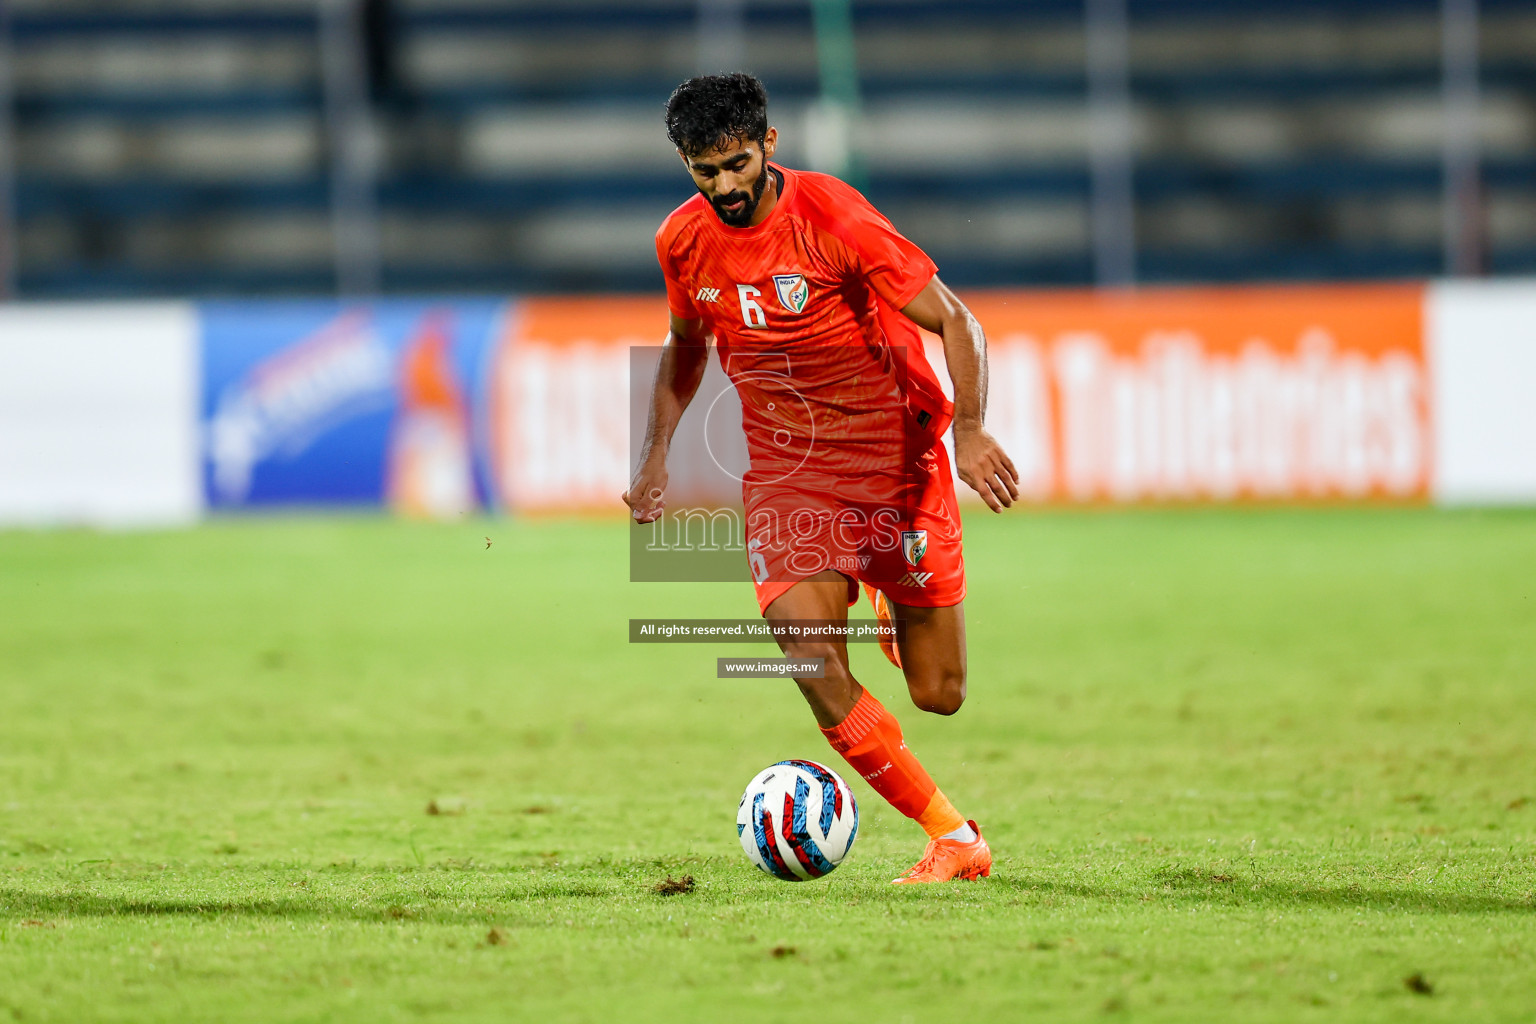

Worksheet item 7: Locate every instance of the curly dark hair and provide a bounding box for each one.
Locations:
[664,73,769,157]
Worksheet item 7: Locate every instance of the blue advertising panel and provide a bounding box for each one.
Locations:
[199,299,509,510]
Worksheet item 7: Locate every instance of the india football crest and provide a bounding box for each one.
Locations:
[773,273,810,314]
[901,529,928,567]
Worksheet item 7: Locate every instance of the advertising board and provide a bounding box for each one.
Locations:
[200,299,506,515]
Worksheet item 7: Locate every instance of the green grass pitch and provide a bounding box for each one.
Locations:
[2,508,1534,1022]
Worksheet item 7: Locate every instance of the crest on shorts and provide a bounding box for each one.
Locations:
[773,273,810,314]
[901,530,928,567]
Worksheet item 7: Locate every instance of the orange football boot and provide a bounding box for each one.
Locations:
[862,583,902,669]
[891,821,992,884]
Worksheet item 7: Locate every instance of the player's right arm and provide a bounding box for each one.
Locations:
[622,313,709,524]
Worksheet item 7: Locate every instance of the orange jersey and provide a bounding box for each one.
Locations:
[655,165,953,482]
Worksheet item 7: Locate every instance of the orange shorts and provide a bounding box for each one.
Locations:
[744,443,965,615]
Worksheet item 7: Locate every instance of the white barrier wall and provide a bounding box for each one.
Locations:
[0,303,202,527]
[1428,281,1536,504]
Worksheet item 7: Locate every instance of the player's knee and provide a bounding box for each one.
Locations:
[909,664,966,716]
[915,692,965,716]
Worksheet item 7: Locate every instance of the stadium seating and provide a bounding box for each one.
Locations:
[8,0,1536,296]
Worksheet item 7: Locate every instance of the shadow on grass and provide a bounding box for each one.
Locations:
[0,878,620,924]
[3,892,308,919]
[5,870,1532,922]
[986,870,1536,916]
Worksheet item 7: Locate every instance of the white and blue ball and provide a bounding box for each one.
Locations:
[736,759,858,881]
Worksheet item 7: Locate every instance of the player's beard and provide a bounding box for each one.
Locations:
[707,159,771,227]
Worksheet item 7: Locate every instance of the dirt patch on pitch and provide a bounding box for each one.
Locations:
[653,874,695,895]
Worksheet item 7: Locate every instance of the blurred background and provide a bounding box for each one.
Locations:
[2,0,1534,529]
[2,0,1534,301]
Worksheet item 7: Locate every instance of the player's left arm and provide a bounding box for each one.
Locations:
[899,276,1020,512]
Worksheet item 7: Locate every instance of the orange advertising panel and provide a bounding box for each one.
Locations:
[488,297,665,512]
[487,286,1431,511]
[963,284,1430,502]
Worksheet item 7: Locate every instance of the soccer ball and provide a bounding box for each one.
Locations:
[736,759,858,880]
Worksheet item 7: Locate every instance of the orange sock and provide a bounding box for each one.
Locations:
[820,688,966,839]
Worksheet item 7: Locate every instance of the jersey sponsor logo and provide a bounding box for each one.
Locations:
[772,273,810,314]
[901,529,928,567]
[896,571,934,589]
[695,287,722,303]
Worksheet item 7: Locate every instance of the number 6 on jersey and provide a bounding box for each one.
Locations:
[737,284,766,328]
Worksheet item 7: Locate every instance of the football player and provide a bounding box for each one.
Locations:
[626,74,1018,883]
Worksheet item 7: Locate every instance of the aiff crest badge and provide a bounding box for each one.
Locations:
[773,273,810,314]
[901,530,928,567]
